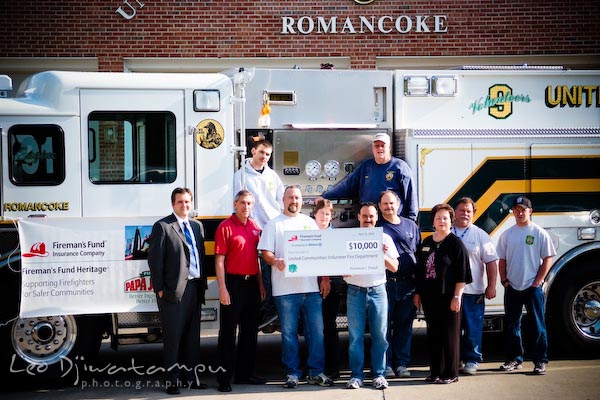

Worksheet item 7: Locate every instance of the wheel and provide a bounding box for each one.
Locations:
[548,261,600,355]
[1,314,105,386]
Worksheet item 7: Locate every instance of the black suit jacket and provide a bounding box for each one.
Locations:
[148,213,207,304]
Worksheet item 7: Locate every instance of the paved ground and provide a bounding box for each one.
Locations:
[5,326,600,399]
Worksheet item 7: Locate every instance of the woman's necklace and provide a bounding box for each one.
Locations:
[432,232,448,248]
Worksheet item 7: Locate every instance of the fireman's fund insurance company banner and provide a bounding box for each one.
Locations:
[18,218,159,317]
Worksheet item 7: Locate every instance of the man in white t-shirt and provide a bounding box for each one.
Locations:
[497,195,556,376]
[345,202,399,391]
[258,185,332,389]
[453,197,498,375]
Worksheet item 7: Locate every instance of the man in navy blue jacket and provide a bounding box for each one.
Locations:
[322,132,418,221]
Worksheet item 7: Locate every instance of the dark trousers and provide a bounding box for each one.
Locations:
[504,285,548,364]
[321,277,346,377]
[217,274,261,384]
[421,287,461,379]
[386,279,416,368]
[258,257,277,318]
[157,279,202,386]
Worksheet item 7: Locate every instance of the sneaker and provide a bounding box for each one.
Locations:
[385,366,395,378]
[533,362,547,375]
[500,360,523,372]
[438,376,459,384]
[463,362,478,375]
[306,373,333,387]
[394,366,410,377]
[372,376,388,390]
[258,314,278,332]
[283,374,299,389]
[346,377,363,389]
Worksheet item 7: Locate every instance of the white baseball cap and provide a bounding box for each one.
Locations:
[372,132,390,145]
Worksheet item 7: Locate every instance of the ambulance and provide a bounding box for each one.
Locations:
[0,66,598,381]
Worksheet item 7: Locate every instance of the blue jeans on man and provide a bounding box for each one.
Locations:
[386,279,416,369]
[274,292,325,377]
[347,283,389,380]
[504,285,548,364]
[461,293,485,364]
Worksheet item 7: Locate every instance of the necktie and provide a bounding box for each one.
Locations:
[182,222,201,277]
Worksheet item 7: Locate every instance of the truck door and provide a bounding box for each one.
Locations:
[80,90,187,218]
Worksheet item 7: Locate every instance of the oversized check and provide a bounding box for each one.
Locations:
[283,227,384,277]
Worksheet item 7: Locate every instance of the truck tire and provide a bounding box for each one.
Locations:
[547,262,600,355]
[1,314,105,386]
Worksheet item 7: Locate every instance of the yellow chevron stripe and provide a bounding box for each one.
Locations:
[474,178,600,218]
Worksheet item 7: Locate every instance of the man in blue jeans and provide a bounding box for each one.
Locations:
[453,197,498,375]
[258,185,332,389]
[345,202,399,390]
[497,196,556,375]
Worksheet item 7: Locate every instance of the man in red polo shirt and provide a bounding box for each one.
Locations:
[215,189,267,392]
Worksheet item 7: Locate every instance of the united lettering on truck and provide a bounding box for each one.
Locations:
[3,202,70,212]
[545,85,600,108]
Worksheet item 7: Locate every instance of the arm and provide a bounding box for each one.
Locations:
[147,221,166,298]
[256,257,266,301]
[533,256,553,287]
[451,282,466,312]
[401,167,419,221]
[499,258,508,287]
[322,162,361,200]
[261,250,286,271]
[215,254,230,305]
[319,277,331,298]
[382,239,399,272]
[484,259,499,299]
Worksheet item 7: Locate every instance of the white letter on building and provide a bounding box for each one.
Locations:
[281,17,296,34]
[415,16,431,32]
[297,16,315,34]
[395,16,412,34]
[377,16,393,33]
[115,0,145,20]
[341,17,356,33]
[317,16,338,33]
[434,15,448,33]
[359,16,375,33]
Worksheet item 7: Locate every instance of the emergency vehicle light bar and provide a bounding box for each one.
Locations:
[404,75,458,97]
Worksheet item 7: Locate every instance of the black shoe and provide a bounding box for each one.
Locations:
[166,386,180,395]
[218,383,232,392]
[438,376,459,384]
[235,376,267,385]
[189,382,208,389]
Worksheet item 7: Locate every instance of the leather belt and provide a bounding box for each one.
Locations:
[227,273,256,281]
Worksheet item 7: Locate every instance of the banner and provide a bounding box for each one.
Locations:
[283,227,384,277]
[18,217,160,317]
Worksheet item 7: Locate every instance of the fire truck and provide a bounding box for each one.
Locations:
[0,66,598,381]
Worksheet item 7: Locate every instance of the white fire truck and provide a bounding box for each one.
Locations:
[0,66,598,381]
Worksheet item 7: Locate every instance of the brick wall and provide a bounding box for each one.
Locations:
[1,0,598,71]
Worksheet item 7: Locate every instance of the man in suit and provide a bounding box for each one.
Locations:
[148,187,208,395]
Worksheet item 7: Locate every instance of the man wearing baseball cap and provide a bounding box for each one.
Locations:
[322,132,418,221]
[497,195,556,375]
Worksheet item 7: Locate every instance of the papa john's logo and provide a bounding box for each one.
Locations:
[125,271,154,292]
[22,242,50,257]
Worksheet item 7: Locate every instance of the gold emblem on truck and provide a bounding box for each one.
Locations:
[195,119,224,149]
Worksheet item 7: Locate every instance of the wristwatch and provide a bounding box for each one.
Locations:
[501,279,509,285]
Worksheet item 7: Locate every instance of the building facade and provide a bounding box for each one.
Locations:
[1,0,599,92]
